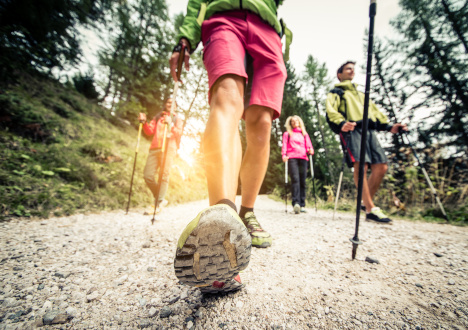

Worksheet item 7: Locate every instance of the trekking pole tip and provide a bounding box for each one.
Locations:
[349,237,363,260]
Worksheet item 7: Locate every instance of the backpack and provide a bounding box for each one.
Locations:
[326,87,347,134]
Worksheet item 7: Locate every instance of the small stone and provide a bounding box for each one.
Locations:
[38,284,45,290]
[42,300,53,311]
[43,310,68,325]
[148,307,158,318]
[54,272,71,279]
[236,301,244,309]
[415,283,423,288]
[139,298,147,307]
[147,267,154,272]
[365,257,380,264]
[13,266,23,271]
[434,253,443,257]
[194,310,203,318]
[187,321,194,329]
[2,298,20,308]
[168,296,180,304]
[86,291,100,303]
[448,279,455,285]
[138,318,151,328]
[142,242,151,249]
[325,307,330,315]
[160,306,172,318]
[65,307,77,318]
[52,313,69,324]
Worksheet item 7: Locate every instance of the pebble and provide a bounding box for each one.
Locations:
[365,257,380,264]
[448,280,455,285]
[160,306,172,318]
[148,307,158,318]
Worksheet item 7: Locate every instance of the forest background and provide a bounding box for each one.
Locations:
[0,0,466,223]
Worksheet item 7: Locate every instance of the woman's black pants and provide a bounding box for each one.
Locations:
[288,158,308,207]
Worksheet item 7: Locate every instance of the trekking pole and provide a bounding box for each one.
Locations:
[333,155,345,220]
[285,160,288,213]
[351,0,377,260]
[151,44,186,224]
[126,120,144,214]
[309,155,317,212]
[400,131,448,220]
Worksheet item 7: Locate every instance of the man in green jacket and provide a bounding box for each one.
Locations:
[169,0,290,293]
[326,61,407,224]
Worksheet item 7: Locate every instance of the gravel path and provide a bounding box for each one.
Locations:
[1,195,467,329]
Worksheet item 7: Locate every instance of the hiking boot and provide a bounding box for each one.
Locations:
[293,204,300,214]
[143,204,155,216]
[174,204,251,293]
[241,212,272,248]
[366,207,392,224]
[156,199,168,213]
[300,207,307,213]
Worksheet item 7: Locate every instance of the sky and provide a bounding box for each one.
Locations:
[167,0,402,87]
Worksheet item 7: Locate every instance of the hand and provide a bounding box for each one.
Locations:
[308,149,314,156]
[169,38,191,82]
[390,123,408,134]
[164,115,172,125]
[341,122,356,132]
[138,113,147,122]
[282,156,288,162]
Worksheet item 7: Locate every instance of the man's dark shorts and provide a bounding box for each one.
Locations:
[339,128,387,168]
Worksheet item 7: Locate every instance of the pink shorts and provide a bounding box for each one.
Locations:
[201,10,287,120]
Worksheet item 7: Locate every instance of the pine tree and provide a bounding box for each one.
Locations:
[0,0,111,78]
[392,0,468,156]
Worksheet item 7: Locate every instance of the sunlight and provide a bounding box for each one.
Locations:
[177,136,199,167]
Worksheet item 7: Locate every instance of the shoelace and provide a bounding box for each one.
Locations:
[243,213,263,232]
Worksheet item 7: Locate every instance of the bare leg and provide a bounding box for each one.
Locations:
[367,163,388,199]
[240,106,274,208]
[203,75,245,205]
[353,162,374,212]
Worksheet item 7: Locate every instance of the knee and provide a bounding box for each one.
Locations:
[373,163,388,176]
[245,109,273,138]
[211,76,244,112]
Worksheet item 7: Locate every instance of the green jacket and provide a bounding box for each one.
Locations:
[325,80,392,132]
[177,0,291,59]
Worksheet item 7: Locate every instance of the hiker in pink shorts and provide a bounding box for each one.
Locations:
[169,1,291,293]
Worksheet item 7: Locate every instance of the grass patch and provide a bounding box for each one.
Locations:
[0,74,207,220]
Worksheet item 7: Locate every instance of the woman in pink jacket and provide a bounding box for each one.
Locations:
[282,115,314,214]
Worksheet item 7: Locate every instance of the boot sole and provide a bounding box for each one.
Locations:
[174,205,251,292]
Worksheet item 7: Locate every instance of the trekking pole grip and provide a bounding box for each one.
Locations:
[370,0,377,17]
[176,44,186,82]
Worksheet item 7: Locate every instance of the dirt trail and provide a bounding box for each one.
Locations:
[1,196,467,329]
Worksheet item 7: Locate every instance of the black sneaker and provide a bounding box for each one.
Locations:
[366,207,392,224]
[360,204,366,212]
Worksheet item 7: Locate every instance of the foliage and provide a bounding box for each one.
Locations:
[390,0,468,156]
[97,0,173,121]
[0,73,207,220]
[0,0,111,78]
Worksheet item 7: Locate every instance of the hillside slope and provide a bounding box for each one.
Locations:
[0,74,207,220]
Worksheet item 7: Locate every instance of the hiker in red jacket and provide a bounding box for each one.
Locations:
[138,98,183,212]
[282,115,314,214]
